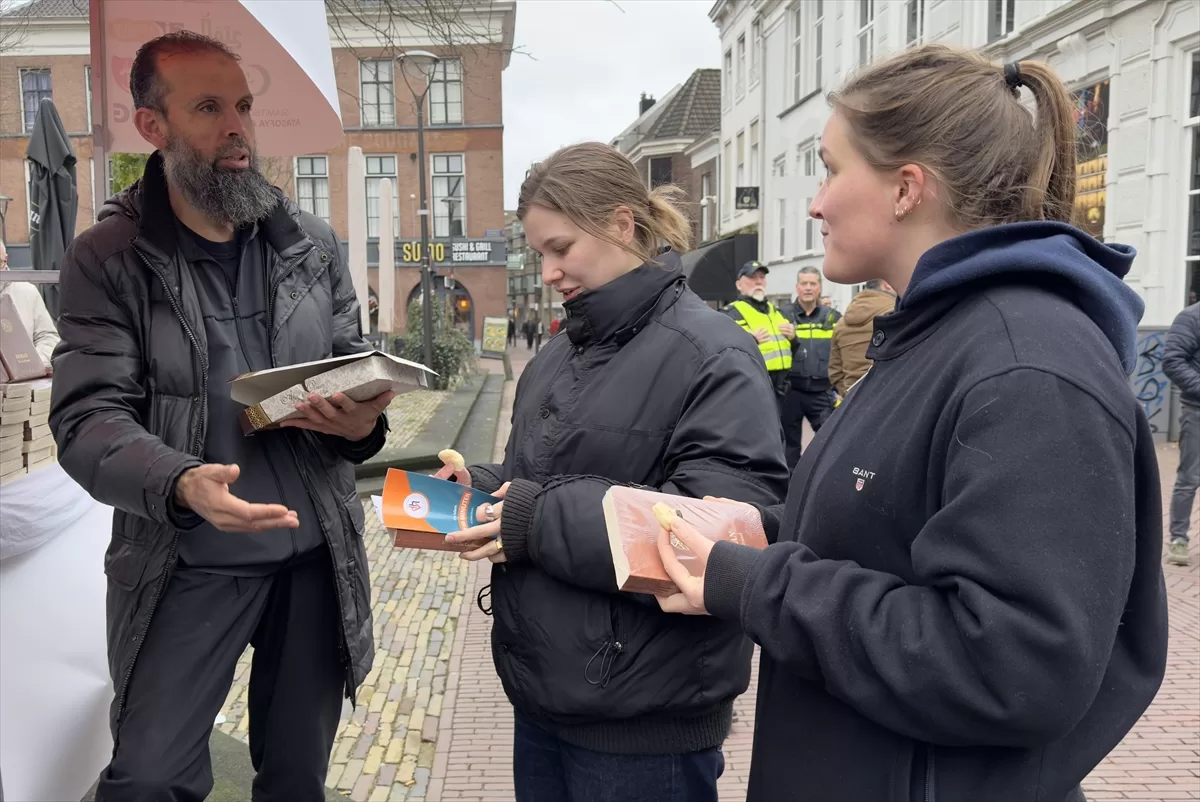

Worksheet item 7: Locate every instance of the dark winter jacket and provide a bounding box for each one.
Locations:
[1163,302,1200,408]
[704,222,1168,802]
[783,302,838,391]
[467,253,789,755]
[49,152,385,735]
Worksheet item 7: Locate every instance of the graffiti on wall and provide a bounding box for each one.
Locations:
[1133,330,1169,435]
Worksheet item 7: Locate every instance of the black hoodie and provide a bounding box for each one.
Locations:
[704,223,1169,802]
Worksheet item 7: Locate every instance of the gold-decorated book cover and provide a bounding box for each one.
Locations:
[230,351,435,435]
[601,486,768,595]
[0,296,47,382]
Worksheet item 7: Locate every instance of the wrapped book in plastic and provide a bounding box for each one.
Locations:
[601,486,768,594]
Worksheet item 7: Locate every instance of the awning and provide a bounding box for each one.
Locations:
[679,233,759,304]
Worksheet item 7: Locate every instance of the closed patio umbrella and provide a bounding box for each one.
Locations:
[25,97,77,320]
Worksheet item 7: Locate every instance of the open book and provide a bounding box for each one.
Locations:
[229,351,435,434]
[602,486,768,594]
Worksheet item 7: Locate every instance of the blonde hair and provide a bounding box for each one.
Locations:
[517,143,692,265]
[830,44,1078,229]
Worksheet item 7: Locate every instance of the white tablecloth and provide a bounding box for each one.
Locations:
[0,464,115,802]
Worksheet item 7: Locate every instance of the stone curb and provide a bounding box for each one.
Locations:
[355,373,487,484]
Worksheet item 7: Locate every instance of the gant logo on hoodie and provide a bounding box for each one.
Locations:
[853,467,876,491]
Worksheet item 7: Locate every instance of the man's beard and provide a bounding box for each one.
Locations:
[162,134,278,228]
[749,288,766,301]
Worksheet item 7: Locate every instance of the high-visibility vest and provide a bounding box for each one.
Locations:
[730,300,793,372]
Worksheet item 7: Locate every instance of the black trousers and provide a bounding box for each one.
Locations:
[96,548,345,802]
[782,385,834,469]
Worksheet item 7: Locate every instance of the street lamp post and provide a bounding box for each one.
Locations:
[398,50,440,371]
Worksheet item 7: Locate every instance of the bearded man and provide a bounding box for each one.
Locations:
[49,32,391,801]
[722,261,794,408]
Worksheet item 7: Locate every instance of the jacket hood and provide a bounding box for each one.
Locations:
[843,289,895,327]
[899,222,1143,374]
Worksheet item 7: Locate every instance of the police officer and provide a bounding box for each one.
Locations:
[781,266,838,468]
[723,261,795,406]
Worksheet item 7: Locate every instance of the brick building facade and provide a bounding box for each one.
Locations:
[0,0,515,345]
[609,68,721,251]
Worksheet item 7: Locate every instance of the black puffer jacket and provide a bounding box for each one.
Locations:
[49,153,384,735]
[467,255,789,755]
[1164,302,1200,408]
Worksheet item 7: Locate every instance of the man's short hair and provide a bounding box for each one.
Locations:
[130,31,240,113]
[797,266,822,281]
[863,279,887,291]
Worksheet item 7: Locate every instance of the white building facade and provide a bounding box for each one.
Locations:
[712,0,769,238]
[713,0,1200,326]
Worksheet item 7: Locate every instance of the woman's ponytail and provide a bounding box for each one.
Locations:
[645,185,693,255]
[1013,60,1078,224]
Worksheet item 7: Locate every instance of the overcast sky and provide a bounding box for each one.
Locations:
[501,0,719,209]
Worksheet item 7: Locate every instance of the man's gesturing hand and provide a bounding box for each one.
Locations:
[282,390,395,440]
[175,464,299,533]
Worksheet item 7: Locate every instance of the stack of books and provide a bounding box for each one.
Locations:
[0,379,55,484]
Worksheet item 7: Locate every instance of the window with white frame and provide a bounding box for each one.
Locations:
[432,154,466,238]
[857,0,876,67]
[365,155,400,238]
[799,139,818,250]
[906,0,925,47]
[20,68,52,133]
[749,120,760,187]
[723,140,733,218]
[429,59,463,125]
[701,172,713,242]
[777,198,787,257]
[359,60,396,127]
[296,156,330,222]
[736,131,745,187]
[1186,51,1200,299]
[724,49,733,109]
[649,157,673,189]
[791,4,804,103]
[773,153,787,178]
[736,35,746,99]
[750,18,762,87]
[85,65,92,130]
[987,0,1016,43]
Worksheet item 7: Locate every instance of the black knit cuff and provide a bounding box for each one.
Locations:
[705,540,763,622]
[331,413,389,464]
[499,478,542,565]
[750,502,781,543]
[468,465,504,494]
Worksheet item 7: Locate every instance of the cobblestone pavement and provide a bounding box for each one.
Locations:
[384,390,450,452]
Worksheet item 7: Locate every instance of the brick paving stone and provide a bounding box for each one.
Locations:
[383,390,451,452]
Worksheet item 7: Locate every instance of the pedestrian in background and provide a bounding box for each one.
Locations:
[651,45,1168,802]
[828,278,895,397]
[1163,300,1200,566]
[438,141,788,802]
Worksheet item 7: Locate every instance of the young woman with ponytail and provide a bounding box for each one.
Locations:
[436,142,789,801]
[649,45,1169,802]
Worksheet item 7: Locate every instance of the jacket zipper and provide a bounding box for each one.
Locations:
[115,247,209,724]
[233,292,297,560]
[924,745,936,802]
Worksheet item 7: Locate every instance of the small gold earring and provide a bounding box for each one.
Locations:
[895,209,905,221]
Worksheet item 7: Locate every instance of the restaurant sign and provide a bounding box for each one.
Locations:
[393,239,507,267]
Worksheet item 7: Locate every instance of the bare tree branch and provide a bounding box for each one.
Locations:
[324,0,529,116]
[0,0,31,58]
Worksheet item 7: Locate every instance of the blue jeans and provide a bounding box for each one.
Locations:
[513,715,724,802]
[1170,404,1200,543]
